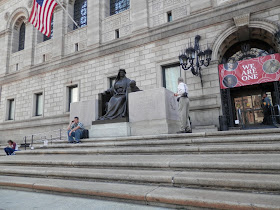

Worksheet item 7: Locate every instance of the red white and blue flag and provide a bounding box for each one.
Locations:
[29,0,57,37]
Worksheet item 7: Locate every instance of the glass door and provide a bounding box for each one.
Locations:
[234,93,269,125]
[243,96,255,125]
[252,95,263,123]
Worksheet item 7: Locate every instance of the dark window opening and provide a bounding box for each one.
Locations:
[115,29,120,39]
[18,23,26,51]
[8,99,15,120]
[109,77,117,88]
[167,11,172,22]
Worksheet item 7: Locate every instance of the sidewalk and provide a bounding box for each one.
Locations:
[0,189,168,210]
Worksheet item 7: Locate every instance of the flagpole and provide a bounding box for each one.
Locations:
[55,0,80,29]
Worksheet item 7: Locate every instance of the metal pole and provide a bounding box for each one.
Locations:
[31,135,34,147]
[55,0,80,29]
[24,136,27,150]
[60,129,61,140]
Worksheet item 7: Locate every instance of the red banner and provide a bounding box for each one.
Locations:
[219,53,280,89]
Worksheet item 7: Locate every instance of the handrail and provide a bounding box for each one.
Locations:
[20,128,68,150]
[237,109,245,128]
[271,105,280,124]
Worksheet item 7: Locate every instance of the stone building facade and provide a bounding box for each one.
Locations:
[0,0,280,142]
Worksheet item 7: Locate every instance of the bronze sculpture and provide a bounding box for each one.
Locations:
[98,69,140,120]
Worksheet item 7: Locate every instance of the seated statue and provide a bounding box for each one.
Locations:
[98,69,140,120]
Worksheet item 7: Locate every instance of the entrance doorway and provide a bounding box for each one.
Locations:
[218,29,280,129]
[231,82,275,127]
[234,94,272,125]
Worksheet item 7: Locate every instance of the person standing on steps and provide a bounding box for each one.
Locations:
[4,140,18,155]
[174,77,192,133]
[262,93,272,125]
[67,116,84,143]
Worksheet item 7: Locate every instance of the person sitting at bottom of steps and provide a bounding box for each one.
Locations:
[67,116,84,144]
[4,140,18,155]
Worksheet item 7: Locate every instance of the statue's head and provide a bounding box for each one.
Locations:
[117,69,126,80]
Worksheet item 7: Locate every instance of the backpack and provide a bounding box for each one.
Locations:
[81,129,89,139]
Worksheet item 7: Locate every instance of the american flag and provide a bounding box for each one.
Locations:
[29,0,57,37]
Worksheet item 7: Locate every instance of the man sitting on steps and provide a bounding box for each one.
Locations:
[67,116,84,143]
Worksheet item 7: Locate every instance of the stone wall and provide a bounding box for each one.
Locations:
[65,27,88,55]
[34,40,53,65]
[102,10,132,43]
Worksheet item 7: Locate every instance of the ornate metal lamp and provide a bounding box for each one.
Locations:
[179,35,212,85]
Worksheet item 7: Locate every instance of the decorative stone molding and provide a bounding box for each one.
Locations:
[68,0,75,5]
[0,29,12,38]
[28,0,33,8]
[4,12,10,21]
[6,7,29,30]
[233,13,250,27]
[212,18,279,61]
[217,0,237,6]
[250,18,279,34]
[211,26,237,60]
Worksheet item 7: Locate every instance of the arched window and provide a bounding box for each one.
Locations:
[110,0,130,16]
[18,22,25,51]
[73,0,87,30]
[44,17,54,41]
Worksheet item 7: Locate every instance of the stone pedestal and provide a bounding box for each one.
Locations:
[129,87,180,136]
[70,100,98,127]
[89,122,131,138]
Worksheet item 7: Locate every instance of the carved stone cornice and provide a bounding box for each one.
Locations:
[234,13,250,27]
[0,29,11,38]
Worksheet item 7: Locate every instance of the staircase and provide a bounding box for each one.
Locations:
[1,128,280,209]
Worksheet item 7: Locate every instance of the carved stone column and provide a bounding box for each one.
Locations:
[52,6,66,58]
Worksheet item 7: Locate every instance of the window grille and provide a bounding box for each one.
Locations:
[110,0,130,16]
[73,0,87,30]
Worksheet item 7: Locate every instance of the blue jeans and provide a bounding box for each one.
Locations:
[68,130,82,142]
[4,147,15,155]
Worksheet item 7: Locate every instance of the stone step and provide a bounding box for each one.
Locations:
[0,176,279,209]
[11,143,280,155]
[204,128,280,137]
[12,128,280,147]
[0,166,279,192]
[0,154,279,173]
[28,135,280,150]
